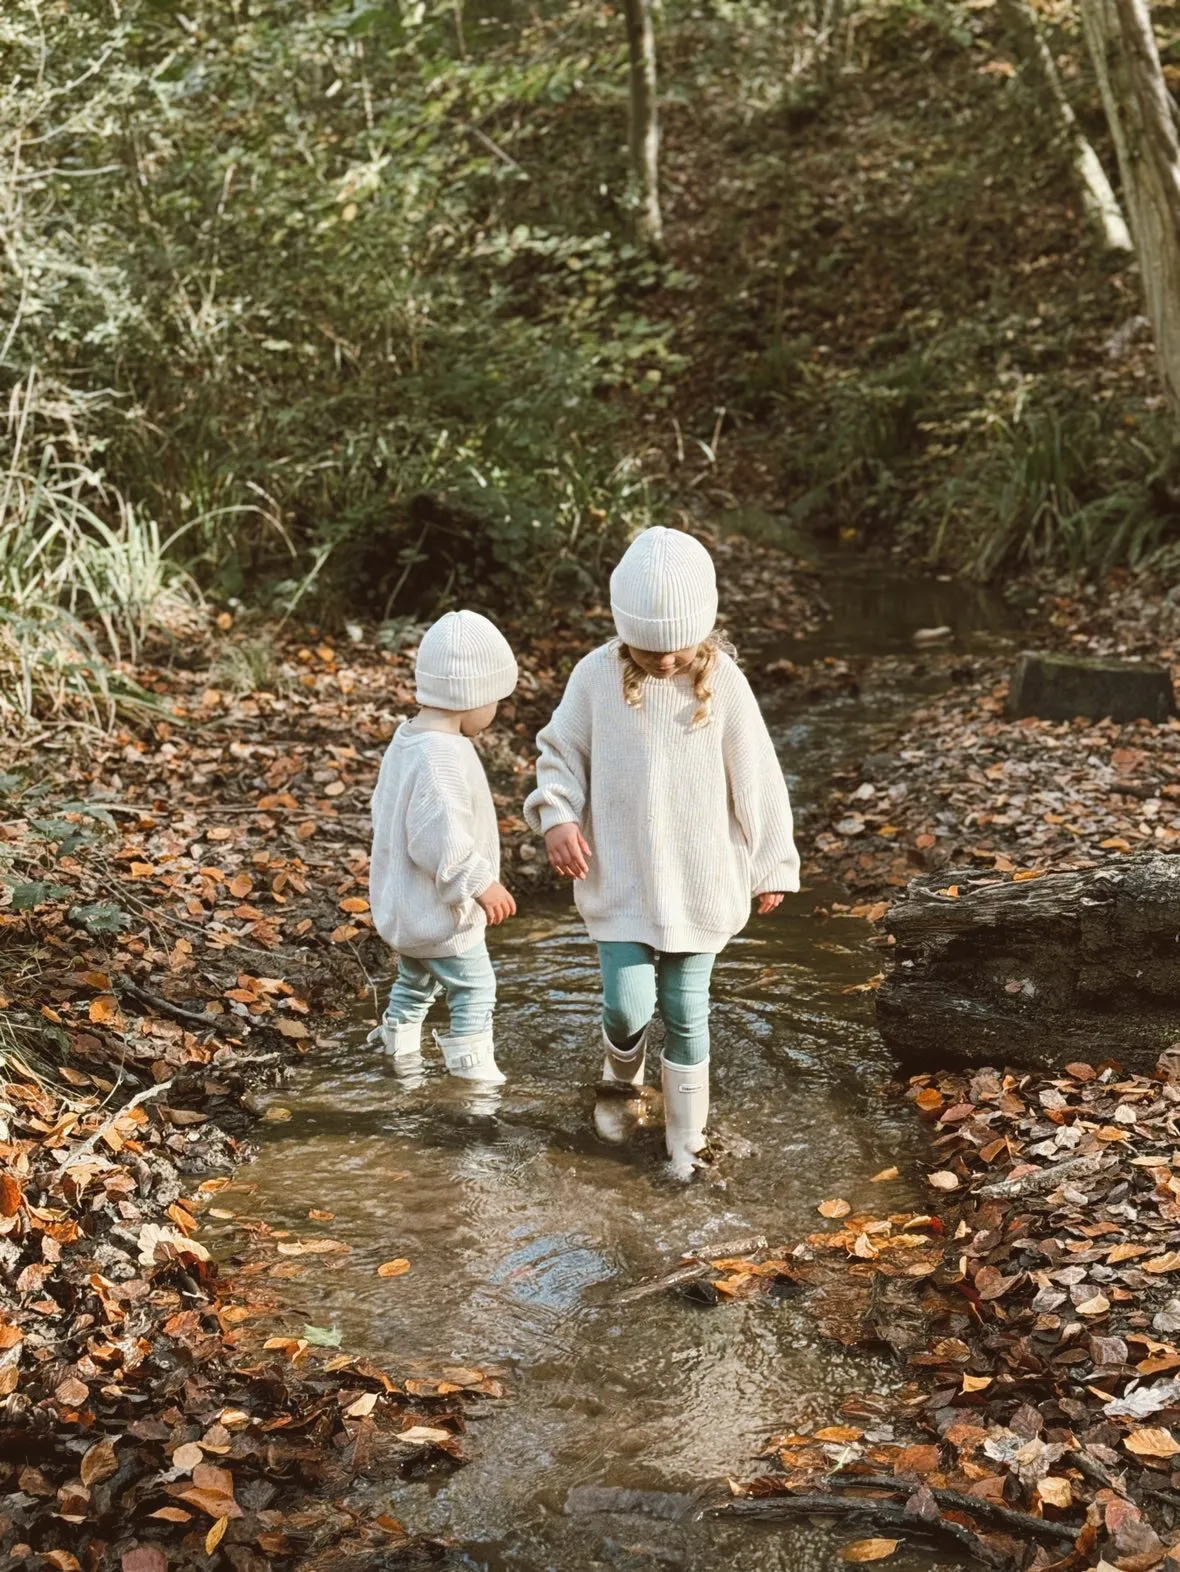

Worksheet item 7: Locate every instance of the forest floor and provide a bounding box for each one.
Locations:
[10,539,1180,1569]
[0,532,823,1572]
[809,571,1180,902]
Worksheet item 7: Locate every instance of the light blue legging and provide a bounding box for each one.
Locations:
[598,942,715,1067]
[383,944,496,1038]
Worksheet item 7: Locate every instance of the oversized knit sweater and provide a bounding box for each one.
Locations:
[370,723,499,959]
[523,644,799,954]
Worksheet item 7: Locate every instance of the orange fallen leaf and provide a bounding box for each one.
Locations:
[88,995,123,1027]
[229,873,253,898]
[377,1258,410,1278]
[1125,1427,1180,1458]
[871,1167,899,1183]
[205,1517,229,1556]
[339,896,370,913]
[0,1175,22,1216]
[840,1540,899,1563]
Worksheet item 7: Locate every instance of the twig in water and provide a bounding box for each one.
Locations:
[711,1493,1004,1565]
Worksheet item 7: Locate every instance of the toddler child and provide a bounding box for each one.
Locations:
[523,527,798,1176]
[370,610,518,1083]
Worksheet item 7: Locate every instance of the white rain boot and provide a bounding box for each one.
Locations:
[599,1024,648,1090]
[662,1056,709,1181]
[434,1029,506,1085]
[368,1018,424,1071]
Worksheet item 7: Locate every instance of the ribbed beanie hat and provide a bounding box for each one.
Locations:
[415,610,518,711]
[610,527,718,652]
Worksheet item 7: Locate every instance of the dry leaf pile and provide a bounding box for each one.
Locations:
[697,1048,1180,1568]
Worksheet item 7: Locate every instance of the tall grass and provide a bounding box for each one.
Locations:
[0,374,203,737]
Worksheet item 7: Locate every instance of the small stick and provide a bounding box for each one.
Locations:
[60,1079,174,1170]
[977,1153,1108,1200]
[120,980,225,1032]
[820,1472,1078,1543]
[612,1235,770,1305]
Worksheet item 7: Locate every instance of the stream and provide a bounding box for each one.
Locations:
[217,560,1015,1572]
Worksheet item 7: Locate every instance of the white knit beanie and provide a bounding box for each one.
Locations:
[610,527,718,652]
[415,610,518,710]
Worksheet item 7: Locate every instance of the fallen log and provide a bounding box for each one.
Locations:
[876,854,1180,1072]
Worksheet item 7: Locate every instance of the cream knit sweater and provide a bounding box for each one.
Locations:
[370,723,499,958]
[524,644,799,954]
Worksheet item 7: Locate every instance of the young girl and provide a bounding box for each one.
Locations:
[523,526,798,1178]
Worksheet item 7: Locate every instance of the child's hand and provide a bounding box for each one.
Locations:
[477,882,517,925]
[756,892,785,915]
[544,823,591,880]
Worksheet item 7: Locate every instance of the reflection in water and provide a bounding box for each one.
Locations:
[230,564,1012,1571]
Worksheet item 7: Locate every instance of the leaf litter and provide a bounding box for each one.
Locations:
[664,1048,1180,1567]
[0,541,823,1569]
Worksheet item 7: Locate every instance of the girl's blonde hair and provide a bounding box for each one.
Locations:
[617,629,736,726]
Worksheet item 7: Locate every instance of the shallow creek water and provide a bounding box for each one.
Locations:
[229,562,1014,1571]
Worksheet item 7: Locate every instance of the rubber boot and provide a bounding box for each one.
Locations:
[368,1017,423,1071]
[434,1028,506,1085]
[599,1024,648,1090]
[594,1026,649,1143]
[662,1055,709,1181]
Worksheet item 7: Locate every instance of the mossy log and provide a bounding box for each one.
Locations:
[876,854,1180,1071]
[1006,650,1175,723]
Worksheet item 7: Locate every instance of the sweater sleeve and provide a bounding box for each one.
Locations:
[722,664,801,895]
[405,763,496,906]
[523,663,592,836]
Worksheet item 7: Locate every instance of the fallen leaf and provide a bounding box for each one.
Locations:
[871,1167,899,1183]
[377,1258,410,1278]
[1038,1476,1072,1508]
[80,1437,117,1486]
[171,1441,203,1472]
[205,1517,228,1555]
[339,896,369,913]
[818,1198,852,1218]
[1125,1427,1180,1459]
[927,1171,960,1190]
[89,995,123,1027]
[345,1391,378,1417]
[840,1540,899,1563]
[121,1550,167,1572]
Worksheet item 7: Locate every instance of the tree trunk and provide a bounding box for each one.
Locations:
[1080,0,1180,415]
[1000,0,1132,252]
[622,0,663,252]
[876,855,1180,1073]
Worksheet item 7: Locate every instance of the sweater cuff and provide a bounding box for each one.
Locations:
[444,855,497,906]
[753,859,801,897]
[534,804,581,837]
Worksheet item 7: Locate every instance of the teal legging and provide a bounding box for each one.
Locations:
[597,942,715,1067]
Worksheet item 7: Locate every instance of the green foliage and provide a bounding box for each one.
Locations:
[69,902,133,937]
[2,0,664,624]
